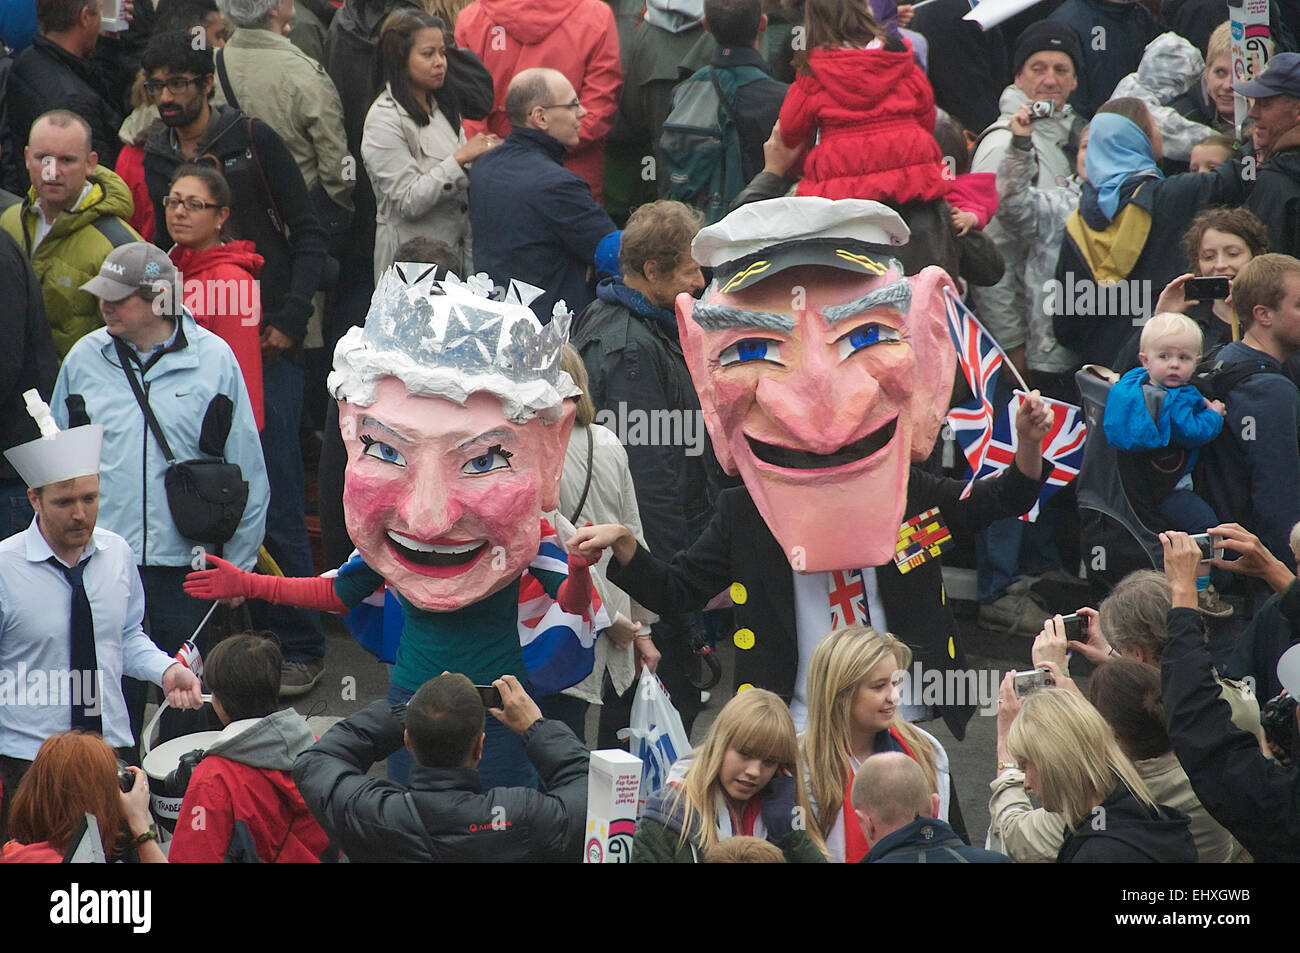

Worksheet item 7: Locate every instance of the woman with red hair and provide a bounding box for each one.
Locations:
[1,732,166,863]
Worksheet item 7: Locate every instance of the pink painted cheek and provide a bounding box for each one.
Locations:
[456,472,543,537]
[342,471,406,532]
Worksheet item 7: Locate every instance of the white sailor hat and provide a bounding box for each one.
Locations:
[3,391,103,489]
[692,197,912,295]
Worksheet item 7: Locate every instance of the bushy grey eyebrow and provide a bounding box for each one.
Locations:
[822,280,912,323]
[691,302,795,333]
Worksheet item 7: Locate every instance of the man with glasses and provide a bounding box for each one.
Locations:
[138,28,330,698]
[0,110,140,358]
[469,67,616,323]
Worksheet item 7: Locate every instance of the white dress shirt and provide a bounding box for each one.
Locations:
[0,520,175,759]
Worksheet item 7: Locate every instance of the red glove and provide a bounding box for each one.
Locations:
[557,551,595,615]
[183,554,347,612]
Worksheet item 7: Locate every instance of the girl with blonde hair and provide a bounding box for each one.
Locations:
[632,689,827,862]
[1006,687,1195,862]
[801,625,948,862]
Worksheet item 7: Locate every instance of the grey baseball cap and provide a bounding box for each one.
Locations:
[81,241,178,302]
[1235,52,1300,98]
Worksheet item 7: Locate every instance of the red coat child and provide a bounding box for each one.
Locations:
[779,41,949,206]
[170,242,265,431]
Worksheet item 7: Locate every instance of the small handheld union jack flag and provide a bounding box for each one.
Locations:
[942,288,1086,520]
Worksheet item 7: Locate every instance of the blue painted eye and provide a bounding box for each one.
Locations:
[360,436,406,467]
[462,444,514,475]
[720,339,783,366]
[838,323,900,360]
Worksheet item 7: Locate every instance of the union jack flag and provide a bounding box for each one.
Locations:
[944,288,1004,476]
[966,393,1088,521]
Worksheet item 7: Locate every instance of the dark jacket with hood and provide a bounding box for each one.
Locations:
[142,104,327,343]
[292,699,590,863]
[325,0,493,264]
[1163,606,1300,863]
[1053,158,1247,368]
[167,709,335,863]
[469,127,616,323]
[1057,781,1196,862]
[8,34,122,188]
[1245,125,1300,259]
[570,277,718,560]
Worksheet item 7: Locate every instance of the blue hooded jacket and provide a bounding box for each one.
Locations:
[1103,366,1223,464]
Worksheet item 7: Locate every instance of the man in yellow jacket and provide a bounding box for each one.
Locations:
[1,110,141,359]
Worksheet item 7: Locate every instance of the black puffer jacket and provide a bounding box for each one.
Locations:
[1057,781,1196,863]
[292,700,590,863]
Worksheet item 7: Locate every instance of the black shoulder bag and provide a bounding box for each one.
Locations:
[116,339,249,545]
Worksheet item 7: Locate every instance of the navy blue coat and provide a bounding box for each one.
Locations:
[469,127,615,323]
[863,817,1011,863]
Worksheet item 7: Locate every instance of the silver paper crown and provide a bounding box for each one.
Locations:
[329,263,580,423]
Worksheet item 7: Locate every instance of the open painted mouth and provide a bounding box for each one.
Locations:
[387,530,487,570]
[746,417,897,470]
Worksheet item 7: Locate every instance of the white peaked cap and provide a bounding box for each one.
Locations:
[3,390,103,488]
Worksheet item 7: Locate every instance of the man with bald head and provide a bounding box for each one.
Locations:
[469,67,616,323]
[1,110,140,357]
[853,752,1010,862]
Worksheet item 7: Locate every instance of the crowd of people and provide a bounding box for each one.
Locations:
[1,0,1299,867]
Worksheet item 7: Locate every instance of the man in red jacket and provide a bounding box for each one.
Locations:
[168,633,334,863]
[455,0,621,203]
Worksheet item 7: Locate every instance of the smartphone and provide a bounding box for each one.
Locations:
[1186,276,1231,301]
[1189,533,1224,560]
[101,0,128,31]
[475,685,503,709]
[1058,612,1083,641]
[1013,668,1055,698]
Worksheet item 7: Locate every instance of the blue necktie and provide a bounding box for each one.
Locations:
[52,557,101,736]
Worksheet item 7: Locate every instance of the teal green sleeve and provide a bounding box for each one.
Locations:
[332,562,386,608]
[530,566,566,601]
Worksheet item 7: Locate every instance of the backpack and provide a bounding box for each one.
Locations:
[659,65,769,224]
[1189,346,1283,402]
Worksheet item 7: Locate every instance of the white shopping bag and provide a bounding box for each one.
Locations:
[620,674,691,817]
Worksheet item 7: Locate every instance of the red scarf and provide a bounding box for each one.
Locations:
[842,726,916,863]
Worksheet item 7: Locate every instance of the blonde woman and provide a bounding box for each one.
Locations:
[631,689,827,863]
[1005,687,1195,862]
[801,625,949,862]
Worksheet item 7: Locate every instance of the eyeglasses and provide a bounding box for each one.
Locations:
[539,100,582,112]
[143,76,205,98]
[163,195,223,212]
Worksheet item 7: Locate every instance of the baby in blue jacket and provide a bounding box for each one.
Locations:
[1104,313,1229,611]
